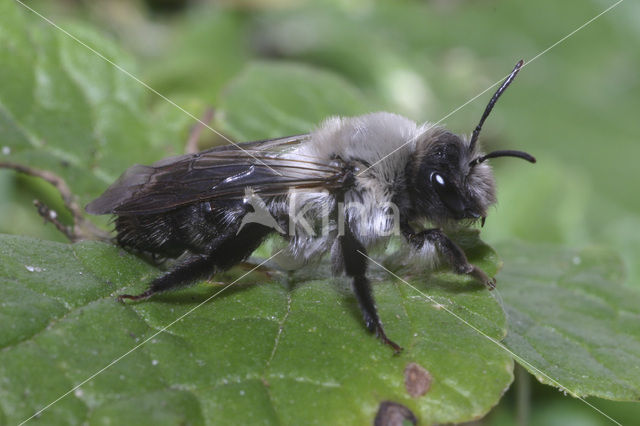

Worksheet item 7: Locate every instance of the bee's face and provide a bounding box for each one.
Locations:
[411,131,496,224]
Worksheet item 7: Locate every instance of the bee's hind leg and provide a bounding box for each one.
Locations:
[118,253,215,301]
[118,223,273,301]
[340,223,402,353]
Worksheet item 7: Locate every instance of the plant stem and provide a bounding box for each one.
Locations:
[516,363,531,426]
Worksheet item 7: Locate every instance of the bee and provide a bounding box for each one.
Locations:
[87,61,535,352]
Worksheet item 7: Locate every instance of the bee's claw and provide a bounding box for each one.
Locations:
[468,266,496,290]
[374,324,403,354]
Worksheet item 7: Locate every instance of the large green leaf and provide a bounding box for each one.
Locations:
[0,233,511,425]
[143,7,251,106]
[483,160,640,290]
[497,242,640,400]
[215,61,374,141]
[0,0,190,208]
[3,1,639,424]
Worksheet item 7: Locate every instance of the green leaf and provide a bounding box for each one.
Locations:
[483,160,640,290]
[496,241,640,400]
[0,233,512,425]
[216,61,375,141]
[144,8,251,106]
[9,1,637,422]
[0,1,189,207]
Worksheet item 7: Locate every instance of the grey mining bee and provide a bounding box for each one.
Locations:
[87,60,535,352]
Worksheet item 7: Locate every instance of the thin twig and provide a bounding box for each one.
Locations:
[33,199,75,241]
[185,107,215,154]
[0,161,111,242]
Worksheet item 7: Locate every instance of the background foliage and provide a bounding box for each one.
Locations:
[1,0,639,424]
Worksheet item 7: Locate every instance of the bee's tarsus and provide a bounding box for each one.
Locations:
[117,290,153,302]
[377,326,404,354]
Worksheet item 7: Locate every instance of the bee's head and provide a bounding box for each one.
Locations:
[409,60,535,225]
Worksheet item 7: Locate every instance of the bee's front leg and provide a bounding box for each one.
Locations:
[401,224,496,290]
[340,222,402,353]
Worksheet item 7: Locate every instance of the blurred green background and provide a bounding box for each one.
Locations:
[1,0,638,424]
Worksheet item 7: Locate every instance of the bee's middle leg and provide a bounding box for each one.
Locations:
[340,224,402,353]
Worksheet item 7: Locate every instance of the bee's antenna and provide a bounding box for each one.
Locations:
[468,60,524,154]
[469,149,536,167]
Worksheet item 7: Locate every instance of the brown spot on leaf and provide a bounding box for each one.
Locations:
[374,401,417,426]
[404,362,432,398]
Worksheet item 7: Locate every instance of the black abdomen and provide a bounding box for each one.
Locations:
[115,200,247,258]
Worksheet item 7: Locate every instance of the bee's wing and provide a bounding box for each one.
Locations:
[211,134,308,152]
[86,134,343,215]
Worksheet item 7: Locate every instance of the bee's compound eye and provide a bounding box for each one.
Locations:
[429,172,465,215]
